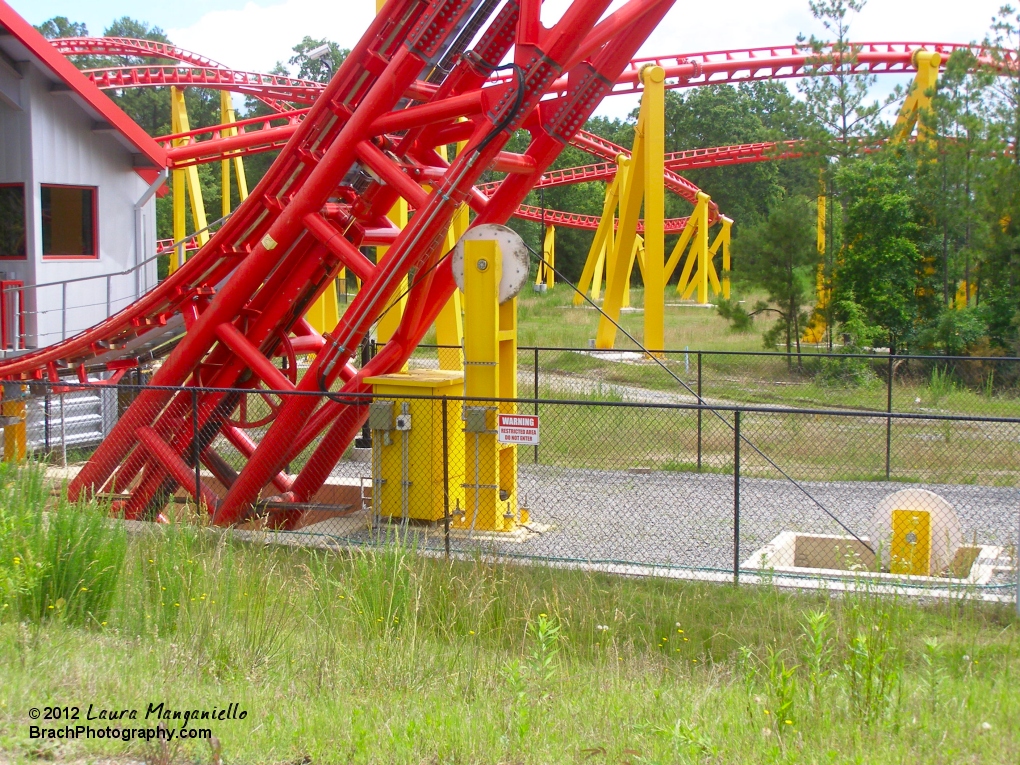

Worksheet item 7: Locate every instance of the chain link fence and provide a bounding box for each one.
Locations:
[8,376,1019,604]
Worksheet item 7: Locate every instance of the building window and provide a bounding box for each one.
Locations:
[42,184,97,258]
[0,184,26,259]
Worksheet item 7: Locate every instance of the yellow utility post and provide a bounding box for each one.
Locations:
[169,86,209,273]
[460,236,518,532]
[1,384,26,462]
[892,50,942,143]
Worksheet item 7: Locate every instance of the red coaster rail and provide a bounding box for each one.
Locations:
[9,0,677,524]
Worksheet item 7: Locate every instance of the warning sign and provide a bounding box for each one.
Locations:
[497,413,540,445]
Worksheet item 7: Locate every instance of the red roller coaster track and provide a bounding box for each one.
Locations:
[69,37,986,234]
[2,0,679,524]
[0,14,1000,525]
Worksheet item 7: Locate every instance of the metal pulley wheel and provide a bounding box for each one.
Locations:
[451,224,529,304]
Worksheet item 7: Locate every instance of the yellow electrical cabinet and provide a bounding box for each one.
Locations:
[364,369,464,522]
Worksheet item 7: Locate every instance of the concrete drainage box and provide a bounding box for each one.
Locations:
[743,489,1007,587]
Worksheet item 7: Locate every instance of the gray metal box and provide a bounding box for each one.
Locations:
[368,400,394,431]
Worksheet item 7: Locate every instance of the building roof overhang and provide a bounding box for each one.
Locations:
[0,0,168,184]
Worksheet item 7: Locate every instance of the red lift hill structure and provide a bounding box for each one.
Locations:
[0,0,999,532]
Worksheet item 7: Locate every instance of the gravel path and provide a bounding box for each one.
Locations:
[325,459,1019,584]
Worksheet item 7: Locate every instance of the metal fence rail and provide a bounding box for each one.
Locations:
[11,380,1019,608]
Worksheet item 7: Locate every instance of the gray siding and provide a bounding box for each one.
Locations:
[0,64,158,350]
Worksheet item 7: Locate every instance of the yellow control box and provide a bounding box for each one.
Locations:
[364,369,464,522]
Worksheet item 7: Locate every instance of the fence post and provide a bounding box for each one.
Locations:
[886,354,894,479]
[191,387,201,510]
[533,346,539,465]
[43,387,50,455]
[58,392,66,467]
[1015,500,1020,617]
[733,410,741,585]
[697,351,703,471]
[442,396,451,560]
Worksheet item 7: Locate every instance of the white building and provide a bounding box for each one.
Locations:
[0,0,164,352]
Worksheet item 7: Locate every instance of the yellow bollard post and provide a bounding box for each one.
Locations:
[2,384,26,462]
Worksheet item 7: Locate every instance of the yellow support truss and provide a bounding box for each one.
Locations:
[169,86,209,274]
[664,192,721,304]
[595,65,666,350]
[892,50,942,144]
[535,224,556,288]
[574,163,623,304]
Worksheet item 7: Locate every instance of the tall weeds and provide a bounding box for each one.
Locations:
[0,462,126,627]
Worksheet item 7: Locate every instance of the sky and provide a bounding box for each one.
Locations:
[9,0,1010,118]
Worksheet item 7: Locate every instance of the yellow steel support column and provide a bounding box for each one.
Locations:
[376,199,409,366]
[667,192,713,304]
[641,65,665,355]
[2,385,26,462]
[622,234,644,309]
[460,238,517,532]
[712,217,732,301]
[803,176,829,343]
[535,224,556,287]
[892,50,942,143]
[597,128,646,347]
[432,142,466,369]
[169,86,209,274]
[574,168,621,304]
[435,186,467,370]
[219,91,249,217]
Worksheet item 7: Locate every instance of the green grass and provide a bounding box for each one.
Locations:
[519,391,1020,486]
[464,285,1020,419]
[1,464,1019,764]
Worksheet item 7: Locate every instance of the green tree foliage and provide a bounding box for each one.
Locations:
[659,86,783,226]
[728,195,818,353]
[797,0,887,159]
[34,17,88,39]
[833,154,934,351]
[288,37,350,83]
